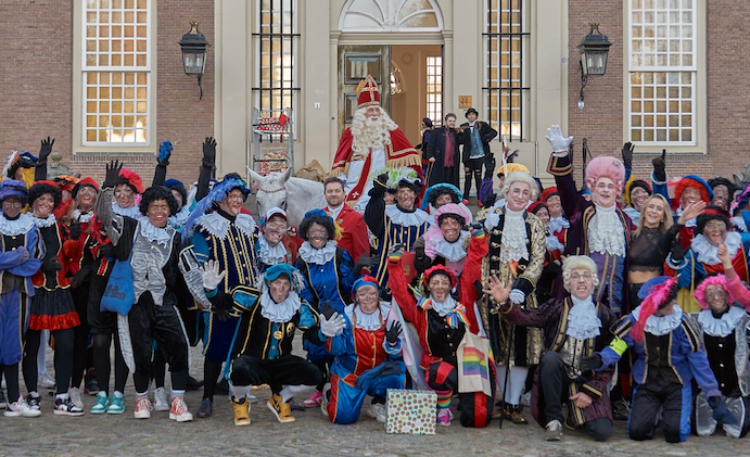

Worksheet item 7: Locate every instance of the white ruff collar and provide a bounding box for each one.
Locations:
[385,204,430,227]
[691,232,741,265]
[731,216,748,233]
[546,234,565,252]
[433,231,468,262]
[168,205,191,230]
[633,303,684,336]
[73,209,94,224]
[500,208,529,263]
[0,213,35,236]
[430,295,457,317]
[112,202,141,218]
[138,219,173,247]
[698,305,746,338]
[623,207,641,227]
[566,296,601,340]
[548,216,569,235]
[196,212,257,241]
[299,241,336,265]
[33,214,56,228]
[587,204,626,257]
[260,290,302,323]
[258,235,288,266]
[345,302,391,331]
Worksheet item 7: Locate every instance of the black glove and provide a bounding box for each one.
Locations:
[68,222,82,241]
[482,192,497,208]
[70,268,89,288]
[708,396,739,425]
[102,160,123,189]
[202,137,217,168]
[353,255,375,277]
[670,239,685,263]
[320,301,335,320]
[375,172,389,188]
[579,354,603,372]
[621,142,634,169]
[652,149,667,182]
[385,321,402,345]
[41,256,63,274]
[38,137,55,165]
[99,244,116,258]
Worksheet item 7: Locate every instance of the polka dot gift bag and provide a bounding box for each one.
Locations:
[385,389,436,435]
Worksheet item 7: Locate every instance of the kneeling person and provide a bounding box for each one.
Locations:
[203,263,344,425]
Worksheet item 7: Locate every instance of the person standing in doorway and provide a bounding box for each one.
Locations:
[460,108,497,199]
[426,113,461,188]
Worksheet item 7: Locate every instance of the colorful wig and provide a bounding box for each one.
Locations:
[694,275,733,311]
[584,156,625,196]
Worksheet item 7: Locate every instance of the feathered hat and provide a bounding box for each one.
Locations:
[496,163,529,176]
[356,75,380,109]
[3,151,37,189]
[299,208,342,242]
[259,263,305,294]
[182,174,251,243]
[54,175,80,194]
[385,167,422,195]
[632,276,678,343]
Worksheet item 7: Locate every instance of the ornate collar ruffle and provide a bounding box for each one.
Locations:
[139,219,173,247]
[433,232,468,262]
[168,205,191,230]
[345,302,391,331]
[196,212,257,241]
[385,204,430,227]
[587,204,626,257]
[112,202,141,218]
[691,232,742,265]
[500,208,529,263]
[548,216,569,235]
[299,241,336,265]
[260,290,302,323]
[633,303,684,336]
[565,296,601,340]
[33,214,56,228]
[73,209,94,224]
[0,213,35,236]
[698,305,746,338]
[258,235,288,266]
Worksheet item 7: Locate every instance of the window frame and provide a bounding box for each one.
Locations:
[483,0,531,142]
[73,0,157,154]
[624,0,707,153]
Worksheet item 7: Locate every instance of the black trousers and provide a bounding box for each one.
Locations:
[539,351,612,442]
[230,354,322,394]
[629,379,686,443]
[463,158,484,198]
[128,296,189,393]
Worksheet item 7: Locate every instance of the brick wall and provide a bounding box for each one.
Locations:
[0,1,214,186]
[567,1,750,190]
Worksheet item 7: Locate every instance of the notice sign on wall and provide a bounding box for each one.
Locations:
[458,96,472,110]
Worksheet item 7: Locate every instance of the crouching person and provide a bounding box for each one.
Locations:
[325,276,407,424]
[692,274,750,438]
[202,263,343,426]
[484,256,617,442]
[585,276,737,443]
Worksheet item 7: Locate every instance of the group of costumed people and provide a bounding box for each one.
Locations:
[1,74,750,447]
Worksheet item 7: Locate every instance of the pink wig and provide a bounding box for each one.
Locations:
[694,275,734,311]
[585,156,626,196]
[631,276,678,343]
[433,203,471,226]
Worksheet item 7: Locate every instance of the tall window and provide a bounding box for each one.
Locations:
[426,56,443,126]
[83,0,151,146]
[253,0,300,116]
[484,0,530,141]
[628,0,696,144]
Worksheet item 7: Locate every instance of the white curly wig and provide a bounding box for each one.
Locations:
[502,171,539,201]
[562,255,599,293]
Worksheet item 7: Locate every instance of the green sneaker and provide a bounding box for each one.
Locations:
[107,395,125,415]
[90,392,109,415]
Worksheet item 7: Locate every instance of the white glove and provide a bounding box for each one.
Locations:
[201,259,226,291]
[320,312,346,338]
[545,125,574,153]
[484,212,500,232]
[509,289,526,305]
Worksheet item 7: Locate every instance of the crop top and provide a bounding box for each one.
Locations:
[628,224,683,273]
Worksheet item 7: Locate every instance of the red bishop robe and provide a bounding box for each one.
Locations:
[331,126,422,208]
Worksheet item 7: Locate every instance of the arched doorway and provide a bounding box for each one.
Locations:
[336,0,446,146]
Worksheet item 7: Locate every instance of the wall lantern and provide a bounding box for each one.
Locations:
[577,22,612,109]
[179,21,210,100]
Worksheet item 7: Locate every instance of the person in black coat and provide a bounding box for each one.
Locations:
[426,113,461,187]
[459,108,497,198]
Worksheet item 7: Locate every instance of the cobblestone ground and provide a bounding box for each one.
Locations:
[4,346,750,457]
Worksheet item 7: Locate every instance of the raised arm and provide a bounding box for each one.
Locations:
[387,249,421,326]
[196,137,216,201]
[364,173,389,236]
[35,137,54,181]
[545,125,581,218]
[96,160,125,246]
[151,140,172,187]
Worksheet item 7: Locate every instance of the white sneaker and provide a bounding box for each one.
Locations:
[153,387,170,411]
[169,397,193,422]
[38,372,55,390]
[4,396,41,418]
[367,403,387,423]
[68,387,84,409]
[320,383,331,418]
[134,397,152,419]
